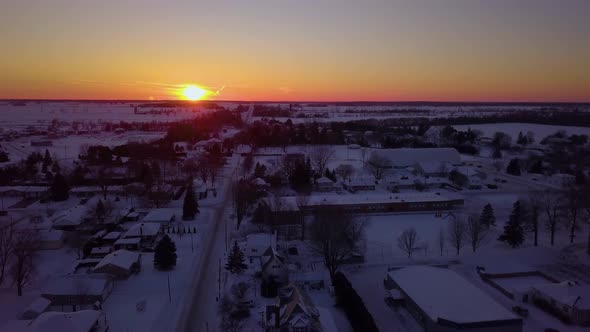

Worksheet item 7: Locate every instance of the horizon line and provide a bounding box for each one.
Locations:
[1,98,590,105]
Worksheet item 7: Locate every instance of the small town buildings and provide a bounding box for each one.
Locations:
[244,232,277,259]
[42,275,113,311]
[37,229,66,250]
[92,249,141,279]
[0,186,48,199]
[52,205,89,230]
[265,284,320,332]
[418,161,452,177]
[314,176,335,192]
[90,246,113,258]
[386,266,522,332]
[343,178,375,192]
[23,310,106,332]
[370,148,461,168]
[142,208,176,224]
[20,297,51,319]
[261,246,288,284]
[549,173,576,188]
[114,237,141,251]
[531,281,590,325]
[102,231,121,244]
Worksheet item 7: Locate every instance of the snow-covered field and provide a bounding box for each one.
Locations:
[454,123,590,139]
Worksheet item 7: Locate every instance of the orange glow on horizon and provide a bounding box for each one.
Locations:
[180,85,208,101]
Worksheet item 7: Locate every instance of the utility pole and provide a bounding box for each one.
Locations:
[190,232,194,253]
[224,217,228,251]
[217,258,221,301]
[167,274,171,302]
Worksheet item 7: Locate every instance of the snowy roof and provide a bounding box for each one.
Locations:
[142,208,176,223]
[124,223,160,238]
[26,310,102,332]
[307,191,463,206]
[345,178,375,186]
[43,275,110,297]
[52,205,88,227]
[93,249,139,271]
[254,178,268,186]
[371,148,461,167]
[114,238,141,246]
[22,297,51,316]
[315,177,333,185]
[0,186,48,193]
[419,161,452,173]
[91,246,112,255]
[103,232,121,241]
[39,229,64,242]
[533,282,590,309]
[246,233,276,247]
[388,266,517,324]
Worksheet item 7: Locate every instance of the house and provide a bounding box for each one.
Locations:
[101,231,121,244]
[386,266,522,332]
[531,281,590,325]
[418,161,453,177]
[142,208,176,224]
[92,249,141,278]
[261,246,288,284]
[549,173,576,188]
[467,176,483,190]
[42,275,113,311]
[113,237,141,251]
[343,178,375,192]
[244,232,277,259]
[21,310,106,332]
[314,177,335,192]
[265,284,321,332]
[260,199,304,241]
[37,229,66,250]
[370,148,461,168]
[20,297,51,319]
[52,205,89,230]
[90,246,113,258]
[0,186,48,199]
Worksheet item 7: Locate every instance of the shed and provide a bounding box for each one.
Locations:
[92,249,141,278]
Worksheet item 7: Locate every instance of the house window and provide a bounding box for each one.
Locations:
[293,326,307,332]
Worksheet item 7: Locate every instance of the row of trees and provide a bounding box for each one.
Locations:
[0,226,39,296]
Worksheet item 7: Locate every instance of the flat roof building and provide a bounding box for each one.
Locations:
[387,266,522,332]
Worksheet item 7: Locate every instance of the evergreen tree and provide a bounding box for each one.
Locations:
[254,162,267,179]
[42,149,52,171]
[182,179,199,220]
[154,235,177,270]
[225,241,247,274]
[479,203,496,227]
[96,199,106,221]
[498,201,525,248]
[492,148,502,159]
[506,158,521,176]
[50,172,69,201]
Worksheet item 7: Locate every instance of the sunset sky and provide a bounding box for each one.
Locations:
[1,0,589,102]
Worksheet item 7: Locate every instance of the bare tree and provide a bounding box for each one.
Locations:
[96,166,109,200]
[447,217,466,256]
[309,211,366,282]
[466,214,488,252]
[366,153,389,180]
[397,228,419,258]
[437,227,445,256]
[308,146,335,175]
[526,192,542,247]
[218,294,245,332]
[541,191,561,246]
[562,185,583,244]
[335,164,355,182]
[68,232,87,259]
[233,178,257,229]
[0,223,14,285]
[11,230,39,296]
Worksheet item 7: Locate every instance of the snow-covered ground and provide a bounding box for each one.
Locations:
[454,123,590,140]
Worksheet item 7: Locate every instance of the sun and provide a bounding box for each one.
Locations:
[182,85,207,101]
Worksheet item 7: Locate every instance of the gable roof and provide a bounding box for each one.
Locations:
[93,249,139,272]
[26,310,102,332]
